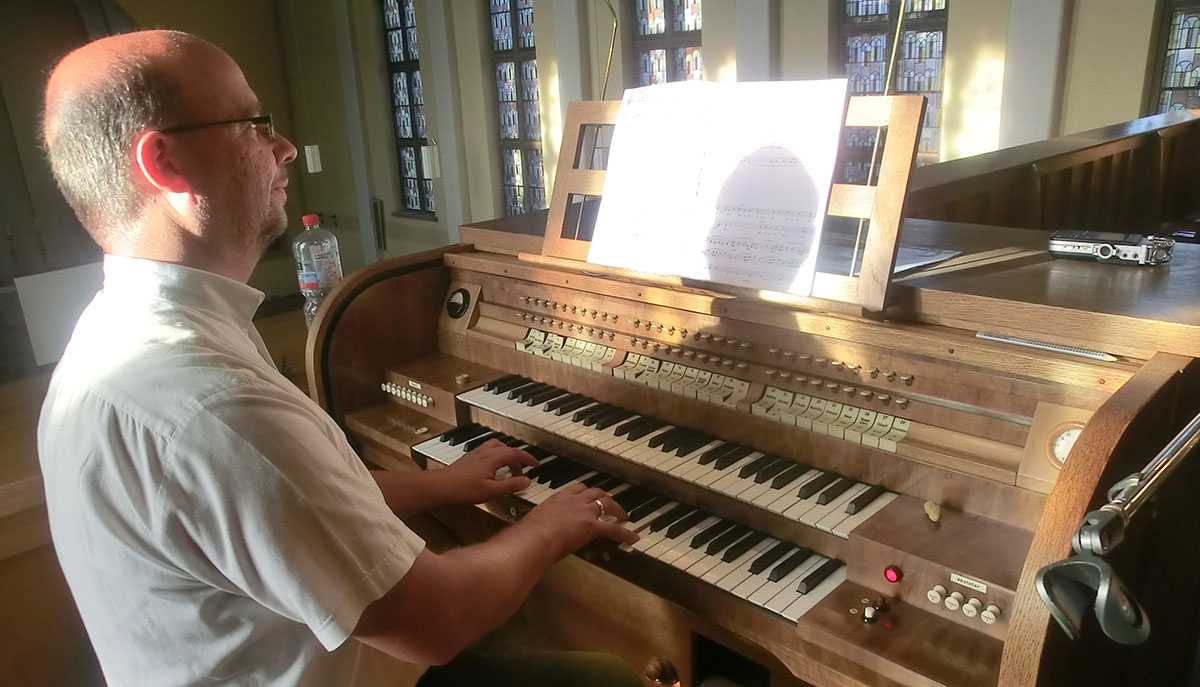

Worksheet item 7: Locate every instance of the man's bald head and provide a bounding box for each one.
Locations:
[43,30,217,247]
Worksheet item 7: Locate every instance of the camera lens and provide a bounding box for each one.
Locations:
[1097,244,1114,258]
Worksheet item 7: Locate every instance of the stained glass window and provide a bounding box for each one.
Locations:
[490,1,546,216]
[380,0,435,214]
[633,0,702,86]
[1154,5,1200,113]
[835,0,948,182]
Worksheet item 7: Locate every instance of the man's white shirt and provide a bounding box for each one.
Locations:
[38,254,424,687]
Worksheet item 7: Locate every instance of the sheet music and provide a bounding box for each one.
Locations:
[586,79,848,296]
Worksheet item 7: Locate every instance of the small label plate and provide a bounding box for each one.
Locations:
[950,572,988,594]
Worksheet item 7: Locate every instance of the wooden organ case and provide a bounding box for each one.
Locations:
[307,100,1200,687]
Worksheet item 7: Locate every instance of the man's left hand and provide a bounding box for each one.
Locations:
[439,438,538,504]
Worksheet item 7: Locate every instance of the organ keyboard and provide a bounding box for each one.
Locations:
[307,110,1200,687]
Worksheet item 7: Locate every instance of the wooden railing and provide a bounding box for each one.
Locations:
[906,110,1200,233]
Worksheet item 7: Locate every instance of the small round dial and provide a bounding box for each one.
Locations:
[1047,423,1084,468]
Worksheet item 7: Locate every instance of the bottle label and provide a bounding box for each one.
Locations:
[297,271,320,290]
[310,246,343,290]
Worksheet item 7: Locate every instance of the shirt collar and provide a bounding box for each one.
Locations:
[102,254,266,326]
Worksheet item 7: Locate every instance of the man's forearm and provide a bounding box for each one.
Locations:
[370,468,449,518]
[354,516,563,664]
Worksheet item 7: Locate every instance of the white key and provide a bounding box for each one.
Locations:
[652,517,722,563]
[748,552,819,606]
[766,469,824,514]
[781,566,846,621]
[764,555,828,614]
[708,537,778,588]
[695,454,759,488]
[832,491,898,538]
[797,482,863,528]
[814,483,872,533]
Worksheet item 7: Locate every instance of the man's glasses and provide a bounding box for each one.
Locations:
[160,114,274,141]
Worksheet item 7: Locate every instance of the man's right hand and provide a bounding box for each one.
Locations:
[519,482,640,559]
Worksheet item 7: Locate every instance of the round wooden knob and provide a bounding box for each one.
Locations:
[643,657,680,685]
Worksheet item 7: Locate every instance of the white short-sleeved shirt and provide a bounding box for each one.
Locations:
[38,254,425,687]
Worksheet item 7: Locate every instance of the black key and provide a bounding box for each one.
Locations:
[749,541,795,575]
[616,415,659,437]
[744,457,786,482]
[544,393,583,412]
[650,504,695,533]
[484,374,521,392]
[465,431,500,452]
[554,396,594,416]
[690,520,736,549]
[524,446,552,461]
[595,409,636,431]
[721,531,768,562]
[491,376,530,394]
[588,405,633,427]
[531,457,575,483]
[447,425,491,447]
[613,486,652,510]
[797,559,842,594]
[797,472,838,499]
[573,403,613,423]
[705,525,752,556]
[674,433,715,457]
[582,472,613,488]
[770,463,810,490]
[526,386,568,406]
[515,383,553,402]
[769,548,814,582]
[666,510,709,538]
[648,426,687,449]
[526,454,561,478]
[500,435,524,448]
[698,442,738,466]
[817,477,856,505]
[580,404,618,427]
[506,381,543,399]
[738,454,776,479]
[754,458,792,484]
[548,462,592,488]
[440,423,481,443]
[628,421,670,442]
[661,428,701,453]
[628,495,671,523]
[593,475,625,492]
[715,445,755,470]
[846,484,886,514]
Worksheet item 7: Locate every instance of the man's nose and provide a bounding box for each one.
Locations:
[275,133,298,165]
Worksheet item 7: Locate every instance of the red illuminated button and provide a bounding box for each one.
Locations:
[884,565,903,583]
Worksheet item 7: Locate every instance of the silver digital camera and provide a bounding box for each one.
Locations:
[1048,231,1175,266]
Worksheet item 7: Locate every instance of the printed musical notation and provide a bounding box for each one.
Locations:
[586,79,848,296]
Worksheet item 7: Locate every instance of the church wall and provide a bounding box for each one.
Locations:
[1060,0,1160,135]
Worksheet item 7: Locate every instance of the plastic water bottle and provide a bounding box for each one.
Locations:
[293,214,343,327]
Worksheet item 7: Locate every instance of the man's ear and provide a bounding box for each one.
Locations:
[134,131,190,194]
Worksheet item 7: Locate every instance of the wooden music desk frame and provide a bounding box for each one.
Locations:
[533,94,925,314]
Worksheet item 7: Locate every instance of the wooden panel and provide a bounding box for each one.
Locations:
[906,110,1200,231]
[0,546,102,686]
[541,101,622,262]
[857,95,924,312]
[997,353,1194,686]
[451,250,1130,396]
[438,330,1048,531]
[307,245,469,423]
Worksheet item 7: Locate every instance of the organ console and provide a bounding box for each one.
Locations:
[306,104,1200,687]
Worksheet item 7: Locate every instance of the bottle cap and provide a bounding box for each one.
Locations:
[301,214,320,226]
